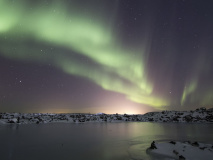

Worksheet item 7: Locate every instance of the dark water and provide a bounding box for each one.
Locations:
[0,122,213,160]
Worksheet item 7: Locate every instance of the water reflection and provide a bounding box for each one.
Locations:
[0,122,213,160]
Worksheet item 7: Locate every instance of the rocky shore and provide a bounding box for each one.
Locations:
[0,107,213,124]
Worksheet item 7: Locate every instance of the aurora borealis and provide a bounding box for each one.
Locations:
[0,0,213,114]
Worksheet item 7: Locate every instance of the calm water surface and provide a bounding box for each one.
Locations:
[0,122,213,160]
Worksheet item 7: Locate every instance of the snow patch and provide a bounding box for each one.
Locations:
[147,141,213,160]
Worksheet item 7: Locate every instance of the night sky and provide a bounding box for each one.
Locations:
[1,0,213,114]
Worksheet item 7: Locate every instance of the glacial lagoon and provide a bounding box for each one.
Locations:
[1,122,213,160]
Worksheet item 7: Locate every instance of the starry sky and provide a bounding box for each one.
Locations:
[0,0,213,114]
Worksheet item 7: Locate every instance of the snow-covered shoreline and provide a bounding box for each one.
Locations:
[147,140,213,160]
[0,107,213,124]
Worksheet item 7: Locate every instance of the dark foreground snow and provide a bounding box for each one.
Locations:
[0,107,213,124]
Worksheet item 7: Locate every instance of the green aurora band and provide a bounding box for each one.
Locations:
[0,0,170,108]
[180,48,213,107]
[2,0,212,109]
[181,80,197,106]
